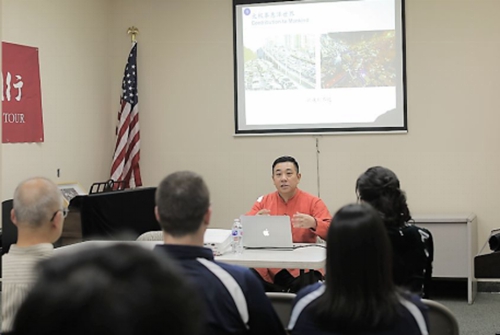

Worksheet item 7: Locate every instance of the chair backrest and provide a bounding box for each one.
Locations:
[266,292,296,330]
[2,199,17,255]
[136,230,163,241]
[422,299,459,335]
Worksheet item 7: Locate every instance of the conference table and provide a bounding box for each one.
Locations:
[54,240,326,270]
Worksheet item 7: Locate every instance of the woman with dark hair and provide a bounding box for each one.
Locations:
[356,166,433,296]
[288,204,429,335]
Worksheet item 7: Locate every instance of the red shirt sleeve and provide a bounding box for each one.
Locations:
[246,197,264,215]
[310,198,331,240]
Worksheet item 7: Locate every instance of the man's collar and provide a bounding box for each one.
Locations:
[8,243,54,254]
[277,188,301,203]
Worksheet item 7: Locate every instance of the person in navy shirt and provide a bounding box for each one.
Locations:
[154,171,286,335]
[356,166,433,297]
[288,204,429,335]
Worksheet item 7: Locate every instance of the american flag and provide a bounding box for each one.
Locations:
[110,42,142,188]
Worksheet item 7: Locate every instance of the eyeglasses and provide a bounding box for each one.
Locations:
[50,208,69,222]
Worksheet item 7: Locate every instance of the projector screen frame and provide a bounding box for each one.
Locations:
[233,0,408,135]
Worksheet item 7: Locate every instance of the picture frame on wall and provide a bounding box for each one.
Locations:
[57,182,87,207]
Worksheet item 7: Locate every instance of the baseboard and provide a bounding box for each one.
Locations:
[477,280,500,293]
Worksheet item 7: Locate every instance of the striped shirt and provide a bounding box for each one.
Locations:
[2,243,54,332]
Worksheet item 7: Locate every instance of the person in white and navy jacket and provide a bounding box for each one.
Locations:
[288,203,429,335]
[154,171,286,335]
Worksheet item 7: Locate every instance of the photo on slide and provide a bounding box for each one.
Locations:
[243,34,316,91]
[321,30,396,89]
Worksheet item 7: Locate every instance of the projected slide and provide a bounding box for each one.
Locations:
[234,0,406,134]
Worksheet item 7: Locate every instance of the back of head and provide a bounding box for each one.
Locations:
[155,171,210,237]
[315,203,399,332]
[272,155,300,173]
[13,244,203,335]
[326,203,394,295]
[355,166,411,228]
[13,177,63,228]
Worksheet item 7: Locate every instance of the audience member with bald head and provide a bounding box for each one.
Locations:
[2,177,66,332]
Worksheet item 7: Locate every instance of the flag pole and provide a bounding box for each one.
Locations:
[127,26,139,43]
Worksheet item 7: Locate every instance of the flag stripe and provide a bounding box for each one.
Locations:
[110,42,142,188]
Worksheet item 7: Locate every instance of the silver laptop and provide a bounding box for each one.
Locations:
[240,215,293,250]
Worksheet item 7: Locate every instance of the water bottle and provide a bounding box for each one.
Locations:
[231,218,244,254]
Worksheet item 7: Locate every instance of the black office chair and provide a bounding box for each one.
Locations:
[2,199,17,255]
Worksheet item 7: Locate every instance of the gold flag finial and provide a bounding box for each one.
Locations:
[127,26,139,43]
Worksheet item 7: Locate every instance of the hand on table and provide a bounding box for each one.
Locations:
[292,212,317,230]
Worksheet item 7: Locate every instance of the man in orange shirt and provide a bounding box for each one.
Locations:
[247,156,331,292]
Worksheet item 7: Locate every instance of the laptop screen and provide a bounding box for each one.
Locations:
[240,215,293,249]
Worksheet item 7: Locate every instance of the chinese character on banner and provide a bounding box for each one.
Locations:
[2,42,44,143]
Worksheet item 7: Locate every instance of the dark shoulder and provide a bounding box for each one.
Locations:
[294,282,323,304]
[388,224,426,240]
[387,225,430,254]
[214,261,259,283]
[404,293,427,312]
[399,292,429,327]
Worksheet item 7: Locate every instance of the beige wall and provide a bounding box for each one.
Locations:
[1,0,113,198]
[2,0,499,252]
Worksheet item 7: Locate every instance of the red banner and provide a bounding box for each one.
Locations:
[2,42,44,143]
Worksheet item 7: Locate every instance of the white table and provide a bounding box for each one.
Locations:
[55,241,326,270]
[217,244,326,269]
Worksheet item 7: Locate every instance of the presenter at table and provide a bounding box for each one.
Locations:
[247,156,331,292]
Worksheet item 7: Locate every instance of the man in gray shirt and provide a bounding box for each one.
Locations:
[2,177,66,332]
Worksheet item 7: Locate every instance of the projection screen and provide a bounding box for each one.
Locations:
[233,0,407,135]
